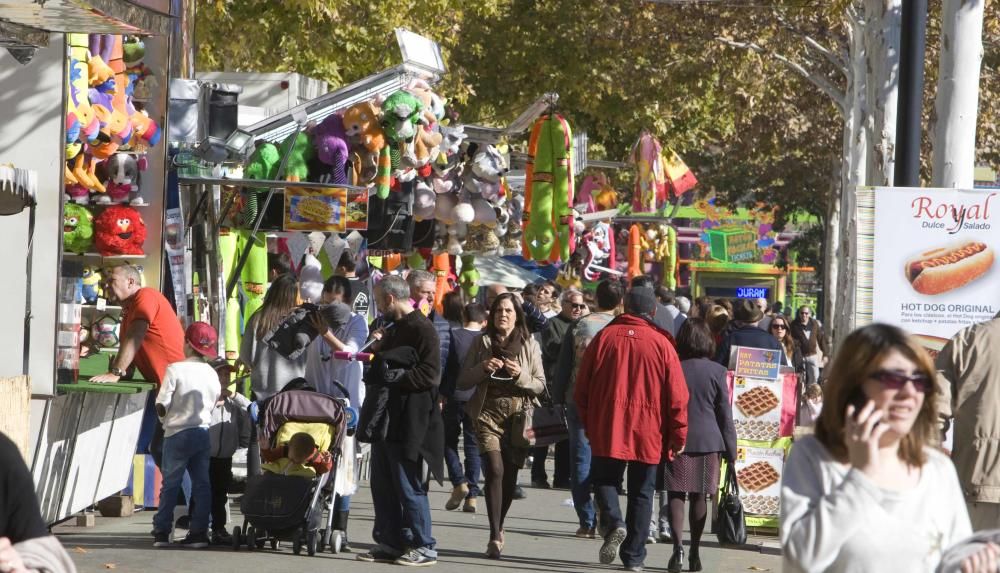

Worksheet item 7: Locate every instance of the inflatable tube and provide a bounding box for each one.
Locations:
[628,224,643,280]
[524,117,557,262]
[433,253,452,315]
[521,118,544,260]
[550,114,574,263]
[240,230,268,322]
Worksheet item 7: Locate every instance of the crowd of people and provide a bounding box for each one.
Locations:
[7,257,1000,573]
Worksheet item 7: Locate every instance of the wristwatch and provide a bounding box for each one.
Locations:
[110,366,126,377]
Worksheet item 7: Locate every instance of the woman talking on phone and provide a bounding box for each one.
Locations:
[457,292,545,559]
[780,323,996,572]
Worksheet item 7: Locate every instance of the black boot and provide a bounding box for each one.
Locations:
[689,547,702,572]
[333,509,351,552]
[667,546,684,573]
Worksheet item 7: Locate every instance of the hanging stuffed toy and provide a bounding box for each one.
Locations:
[298,253,324,303]
[94,205,146,255]
[522,114,574,263]
[97,152,145,205]
[627,224,644,280]
[241,142,280,226]
[458,254,480,299]
[432,253,453,315]
[629,131,668,213]
[278,131,314,183]
[63,203,95,254]
[312,113,350,185]
[582,221,616,282]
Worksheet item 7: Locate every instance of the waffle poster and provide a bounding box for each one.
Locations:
[735,446,784,516]
[869,187,1000,355]
[284,187,369,233]
[731,376,782,441]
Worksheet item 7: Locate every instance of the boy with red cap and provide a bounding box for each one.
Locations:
[152,322,221,549]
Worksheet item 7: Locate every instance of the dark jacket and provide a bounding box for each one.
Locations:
[679,358,737,462]
[715,324,784,368]
[789,318,826,357]
[441,327,481,398]
[784,342,814,386]
[522,300,549,333]
[541,313,575,383]
[378,310,444,481]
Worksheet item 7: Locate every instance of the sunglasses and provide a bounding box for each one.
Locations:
[570,303,587,310]
[771,323,788,330]
[868,370,932,393]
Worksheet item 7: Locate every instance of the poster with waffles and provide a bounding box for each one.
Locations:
[732,376,782,441]
[734,445,784,516]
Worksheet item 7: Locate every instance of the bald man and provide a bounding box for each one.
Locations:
[485,284,548,333]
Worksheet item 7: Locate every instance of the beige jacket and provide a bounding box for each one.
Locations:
[457,333,545,422]
[936,315,1000,503]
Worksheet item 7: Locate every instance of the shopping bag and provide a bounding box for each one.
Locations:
[717,464,748,545]
[511,402,569,448]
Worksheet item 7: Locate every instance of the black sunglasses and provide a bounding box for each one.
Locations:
[570,303,587,310]
[770,323,788,330]
[868,370,932,393]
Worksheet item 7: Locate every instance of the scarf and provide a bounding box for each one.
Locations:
[490,329,524,371]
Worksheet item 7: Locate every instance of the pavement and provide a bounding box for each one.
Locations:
[55,479,783,573]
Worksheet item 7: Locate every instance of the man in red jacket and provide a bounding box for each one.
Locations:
[575,286,689,572]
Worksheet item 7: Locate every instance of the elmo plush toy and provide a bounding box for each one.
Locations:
[94,205,146,255]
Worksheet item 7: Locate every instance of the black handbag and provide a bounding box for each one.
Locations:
[510,385,569,448]
[717,464,748,546]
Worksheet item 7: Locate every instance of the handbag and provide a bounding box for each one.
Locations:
[717,464,748,546]
[511,386,569,448]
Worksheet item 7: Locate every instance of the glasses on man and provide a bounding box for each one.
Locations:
[570,303,587,310]
[868,370,932,393]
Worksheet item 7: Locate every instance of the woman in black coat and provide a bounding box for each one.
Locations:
[769,314,813,386]
[661,318,738,572]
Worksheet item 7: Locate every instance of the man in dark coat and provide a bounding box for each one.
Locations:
[357,275,442,567]
[714,299,784,367]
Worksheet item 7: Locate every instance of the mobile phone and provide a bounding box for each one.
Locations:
[848,389,879,426]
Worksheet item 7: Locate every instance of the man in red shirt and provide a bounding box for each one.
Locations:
[92,264,185,465]
[574,286,689,572]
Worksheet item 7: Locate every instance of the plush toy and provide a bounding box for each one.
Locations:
[312,113,350,185]
[582,221,616,282]
[627,224,644,280]
[432,253,453,314]
[298,253,324,303]
[463,144,507,201]
[501,186,525,254]
[97,153,144,205]
[94,205,146,255]
[435,192,473,255]
[413,179,437,221]
[63,203,94,254]
[278,131,314,182]
[629,131,669,213]
[458,254,480,299]
[406,79,446,125]
[380,90,424,143]
[242,142,280,226]
[122,36,145,64]
[64,183,91,205]
[81,266,102,304]
[522,114,574,263]
[342,101,385,152]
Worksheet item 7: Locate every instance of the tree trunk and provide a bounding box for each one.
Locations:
[865,0,901,186]
[932,0,985,188]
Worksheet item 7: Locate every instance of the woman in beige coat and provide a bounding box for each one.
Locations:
[457,292,545,559]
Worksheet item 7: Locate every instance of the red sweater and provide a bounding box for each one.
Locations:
[574,314,689,464]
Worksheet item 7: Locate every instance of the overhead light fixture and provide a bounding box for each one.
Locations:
[194,136,229,164]
[225,129,254,159]
[395,28,446,77]
[0,166,36,215]
[504,93,559,136]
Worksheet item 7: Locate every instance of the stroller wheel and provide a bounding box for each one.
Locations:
[232,526,242,551]
[270,538,278,550]
[307,531,318,557]
[330,530,343,554]
[256,533,266,549]
[292,528,303,555]
[321,529,332,553]
[245,526,256,551]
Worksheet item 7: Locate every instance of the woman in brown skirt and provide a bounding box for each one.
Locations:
[457,292,545,559]
[663,318,737,572]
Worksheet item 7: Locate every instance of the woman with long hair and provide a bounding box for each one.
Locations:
[768,314,812,384]
[706,305,730,346]
[457,292,545,559]
[238,273,307,400]
[780,324,994,572]
[661,318,737,572]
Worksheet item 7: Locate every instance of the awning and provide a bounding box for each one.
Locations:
[0,0,172,40]
[472,255,544,289]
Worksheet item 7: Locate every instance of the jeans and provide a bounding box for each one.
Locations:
[442,399,481,497]
[566,405,595,529]
[369,441,437,558]
[591,456,657,568]
[153,428,211,535]
[335,494,351,512]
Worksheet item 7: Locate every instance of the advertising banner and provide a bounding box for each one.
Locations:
[284,187,369,233]
[864,188,1000,354]
[733,346,782,381]
[734,445,785,517]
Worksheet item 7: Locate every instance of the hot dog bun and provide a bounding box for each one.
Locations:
[912,334,948,360]
[904,241,994,295]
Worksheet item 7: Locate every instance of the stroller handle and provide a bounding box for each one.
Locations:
[332,351,373,362]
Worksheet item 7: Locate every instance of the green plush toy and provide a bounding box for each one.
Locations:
[241,142,280,226]
[277,131,314,182]
[459,254,480,299]
[63,203,94,254]
[381,90,424,143]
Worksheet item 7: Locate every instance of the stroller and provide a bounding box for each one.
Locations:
[234,387,351,556]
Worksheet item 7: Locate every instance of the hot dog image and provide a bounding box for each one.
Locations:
[905,241,995,295]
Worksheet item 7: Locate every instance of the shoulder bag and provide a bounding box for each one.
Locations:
[510,384,568,448]
[717,464,748,546]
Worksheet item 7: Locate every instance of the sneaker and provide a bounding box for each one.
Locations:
[445,483,469,511]
[153,532,171,548]
[462,497,477,513]
[531,479,552,489]
[210,530,232,545]
[658,526,672,544]
[646,528,657,544]
[575,526,597,539]
[178,531,209,549]
[552,480,571,489]
[625,565,644,572]
[175,515,191,529]
[512,485,527,500]
[599,527,627,565]
[394,549,437,567]
[356,548,397,563]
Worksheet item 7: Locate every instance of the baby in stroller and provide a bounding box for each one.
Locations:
[261,430,333,478]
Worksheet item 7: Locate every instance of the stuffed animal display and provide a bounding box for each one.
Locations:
[94,205,146,255]
[522,114,575,264]
[63,33,160,207]
[81,266,102,304]
[63,203,95,254]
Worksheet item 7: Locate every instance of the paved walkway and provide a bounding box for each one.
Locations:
[56,480,782,572]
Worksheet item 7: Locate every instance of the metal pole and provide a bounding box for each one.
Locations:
[893,0,928,187]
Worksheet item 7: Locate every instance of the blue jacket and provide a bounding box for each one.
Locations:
[715,324,784,368]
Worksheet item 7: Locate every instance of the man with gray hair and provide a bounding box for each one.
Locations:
[673,296,691,335]
[406,269,451,381]
[359,274,443,567]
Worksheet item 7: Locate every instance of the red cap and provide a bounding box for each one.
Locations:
[185,322,218,358]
